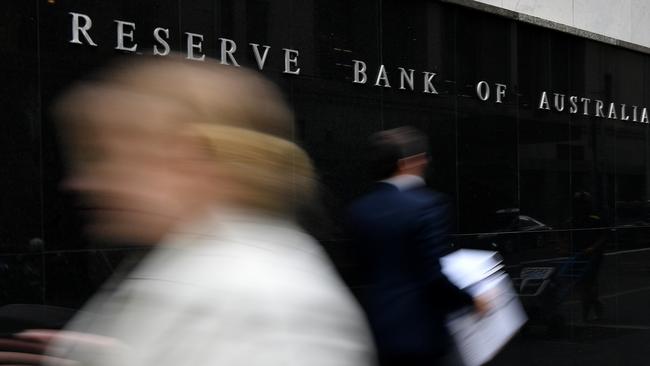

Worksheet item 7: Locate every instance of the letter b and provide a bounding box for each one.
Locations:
[353,60,367,84]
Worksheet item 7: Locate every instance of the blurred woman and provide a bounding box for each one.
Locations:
[39,56,374,366]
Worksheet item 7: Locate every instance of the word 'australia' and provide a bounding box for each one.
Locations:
[539,91,649,123]
[68,12,300,74]
[352,60,439,94]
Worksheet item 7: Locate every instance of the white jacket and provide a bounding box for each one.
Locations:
[48,212,375,366]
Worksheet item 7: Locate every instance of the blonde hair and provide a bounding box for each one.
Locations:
[55,55,315,216]
[191,124,315,215]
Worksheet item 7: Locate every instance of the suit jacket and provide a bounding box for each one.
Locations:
[46,211,375,366]
[346,182,473,358]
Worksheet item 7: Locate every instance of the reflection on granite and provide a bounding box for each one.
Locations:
[2,1,650,363]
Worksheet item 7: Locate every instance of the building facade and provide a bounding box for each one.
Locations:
[2,0,650,364]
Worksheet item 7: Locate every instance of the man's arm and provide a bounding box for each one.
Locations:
[413,195,475,312]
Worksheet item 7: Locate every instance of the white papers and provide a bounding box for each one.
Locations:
[441,249,527,366]
[440,249,502,290]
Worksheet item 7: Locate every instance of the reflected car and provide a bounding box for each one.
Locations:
[452,209,557,263]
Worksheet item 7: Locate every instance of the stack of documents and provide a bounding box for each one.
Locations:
[441,249,527,366]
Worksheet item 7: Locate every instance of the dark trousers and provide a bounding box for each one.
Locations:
[379,348,464,366]
[380,354,441,366]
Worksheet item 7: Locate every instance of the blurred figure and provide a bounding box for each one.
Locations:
[37,56,374,366]
[346,127,488,366]
[571,191,606,322]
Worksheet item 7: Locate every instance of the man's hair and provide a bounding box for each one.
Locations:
[366,126,429,180]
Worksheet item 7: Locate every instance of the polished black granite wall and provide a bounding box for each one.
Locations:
[2,1,650,364]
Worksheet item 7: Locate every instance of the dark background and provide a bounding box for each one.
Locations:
[2,0,650,364]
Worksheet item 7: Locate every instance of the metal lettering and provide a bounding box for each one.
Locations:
[398,67,414,90]
[185,32,205,61]
[114,20,137,52]
[249,43,271,70]
[553,93,565,112]
[642,108,649,123]
[423,72,438,94]
[375,65,391,88]
[620,104,630,121]
[607,102,618,119]
[476,81,490,101]
[219,38,240,66]
[153,28,170,56]
[495,83,507,103]
[353,60,367,84]
[580,97,591,115]
[282,48,300,74]
[595,100,605,117]
[69,12,97,46]
[538,91,550,110]
[569,96,578,113]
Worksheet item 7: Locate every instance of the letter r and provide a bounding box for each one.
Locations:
[70,12,98,46]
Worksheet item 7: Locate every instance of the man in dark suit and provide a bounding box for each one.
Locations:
[347,127,487,366]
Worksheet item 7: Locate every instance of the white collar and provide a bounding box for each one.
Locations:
[380,174,425,191]
[161,207,297,246]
